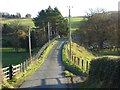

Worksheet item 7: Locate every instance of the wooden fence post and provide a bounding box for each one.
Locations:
[20,63,22,72]
[88,61,90,70]
[26,60,27,70]
[24,61,26,72]
[29,60,31,66]
[9,64,13,80]
[27,59,29,67]
[82,60,83,70]
[74,56,76,64]
[72,55,74,61]
[26,60,28,70]
[72,55,75,62]
[86,61,88,71]
[78,58,80,65]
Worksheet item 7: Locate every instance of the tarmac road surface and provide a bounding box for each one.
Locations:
[19,39,84,89]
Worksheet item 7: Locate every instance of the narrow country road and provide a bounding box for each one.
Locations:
[19,39,84,89]
[20,39,69,88]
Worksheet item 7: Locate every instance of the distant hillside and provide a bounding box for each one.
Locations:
[1,17,85,31]
[1,18,35,28]
[65,17,84,31]
[64,16,85,18]
[72,16,85,18]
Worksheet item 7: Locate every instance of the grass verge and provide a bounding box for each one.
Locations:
[63,70,73,77]
[2,40,58,88]
[94,50,120,56]
[62,42,83,75]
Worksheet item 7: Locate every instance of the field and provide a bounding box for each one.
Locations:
[1,48,29,67]
[65,17,84,31]
[71,17,83,31]
[1,18,35,27]
[95,49,120,56]
[2,17,83,30]
[1,18,35,67]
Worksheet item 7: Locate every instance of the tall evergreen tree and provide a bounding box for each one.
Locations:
[33,6,68,37]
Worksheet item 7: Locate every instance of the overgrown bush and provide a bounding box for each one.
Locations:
[89,56,120,88]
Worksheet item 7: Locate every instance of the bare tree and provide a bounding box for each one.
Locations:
[77,8,118,50]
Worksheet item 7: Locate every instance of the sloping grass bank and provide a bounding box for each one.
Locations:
[2,40,58,89]
[62,43,83,75]
[70,42,95,61]
[62,41,95,75]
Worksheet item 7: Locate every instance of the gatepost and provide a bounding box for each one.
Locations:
[9,64,13,80]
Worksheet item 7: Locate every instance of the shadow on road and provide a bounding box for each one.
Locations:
[57,38,67,68]
[20,76,81,89]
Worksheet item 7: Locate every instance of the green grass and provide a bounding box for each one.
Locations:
[1,48,29,67]
[63,70,73,77]
[63,42,95,74]
[2,52,29,67]
[96,51,120,56]
[94,49,120,56]
[65,17,84,31]
[1,48,25,52]
[1,18,35,28]
[19,19,35,27]
[71,17,83,31]
[68,42,95,61]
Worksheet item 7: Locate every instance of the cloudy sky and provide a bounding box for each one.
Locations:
[0,0,120,17]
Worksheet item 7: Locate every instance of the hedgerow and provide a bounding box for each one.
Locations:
[89,56,120,88]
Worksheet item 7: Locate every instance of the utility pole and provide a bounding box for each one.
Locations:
[48,22,50,44]
[68,6,72,60]
[28,26,32,63]
[0,17,2,89]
